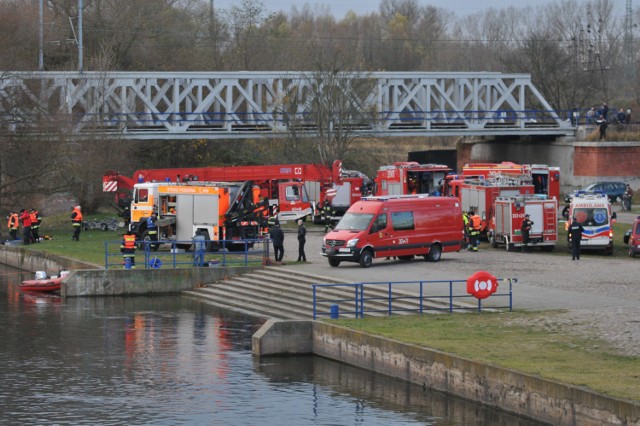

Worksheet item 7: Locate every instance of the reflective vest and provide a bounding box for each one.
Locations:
[122,234,136,250]
[71,207,83,225]
[7,213,18,229]
[30,211,40,229]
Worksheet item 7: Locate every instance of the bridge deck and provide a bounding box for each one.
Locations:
[0,71,575,139]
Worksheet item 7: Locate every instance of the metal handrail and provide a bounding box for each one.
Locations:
[312,278,515,319]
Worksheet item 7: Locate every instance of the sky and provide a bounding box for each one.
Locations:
[213,0,626,18]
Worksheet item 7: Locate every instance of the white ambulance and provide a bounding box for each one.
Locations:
[565,191,617,254]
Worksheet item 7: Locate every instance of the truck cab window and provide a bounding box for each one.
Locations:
[286,186,301,201]
[370,213,387,233]
[135,188,148,203]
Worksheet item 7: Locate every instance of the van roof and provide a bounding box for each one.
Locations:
[361,194,432,202]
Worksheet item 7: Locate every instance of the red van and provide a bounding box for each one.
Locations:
[321,195,464,267]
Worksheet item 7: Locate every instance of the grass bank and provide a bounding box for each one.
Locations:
[337,313,640,402]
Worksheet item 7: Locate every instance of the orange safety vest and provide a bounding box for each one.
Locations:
[470,215,481,230]
[30,211,38,224]
[8,213,18,229]
[71,207,83,224]
[123,234,136,249]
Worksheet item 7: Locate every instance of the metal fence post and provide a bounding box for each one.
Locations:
[104,241,109,270]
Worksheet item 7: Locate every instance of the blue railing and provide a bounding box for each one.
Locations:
[104,238,270,270]
[311,278,516,320]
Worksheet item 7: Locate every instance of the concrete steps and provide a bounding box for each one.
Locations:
[184,266,474,320]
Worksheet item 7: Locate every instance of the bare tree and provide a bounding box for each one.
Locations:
[275,66,377,166]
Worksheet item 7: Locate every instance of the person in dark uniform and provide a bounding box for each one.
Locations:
[296,219,307,262]
[321,200,334,233]
[568,218,584,260]
[521,214,534,252]
[269,220,285,263]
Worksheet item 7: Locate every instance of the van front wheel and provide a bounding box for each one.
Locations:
[328,258,341,267]
[427,244,442,262]
[359,250,373,268]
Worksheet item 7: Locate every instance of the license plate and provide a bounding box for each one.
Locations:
[339,248,351,253]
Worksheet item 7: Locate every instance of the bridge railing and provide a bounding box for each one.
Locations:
[104,238,270,270]
[311,278,516,320]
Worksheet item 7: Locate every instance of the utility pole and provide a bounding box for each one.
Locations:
[39,0,44,71]
[78,0,83,72]
[624,0,635,80]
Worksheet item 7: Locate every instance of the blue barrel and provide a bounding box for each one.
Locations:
[124,258,132,270]
[330,304,339,319]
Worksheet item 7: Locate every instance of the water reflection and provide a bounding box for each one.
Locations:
[1,265,543,425]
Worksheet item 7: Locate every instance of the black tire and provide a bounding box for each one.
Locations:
[140,230,160,251]
[359,250,373,268]
[328,258,341,267]
[427,244,442,262]
[489,233,498,248]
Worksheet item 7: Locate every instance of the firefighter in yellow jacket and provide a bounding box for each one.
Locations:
[468,210,481,252]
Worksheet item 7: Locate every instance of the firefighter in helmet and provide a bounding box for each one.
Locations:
[321,199,335,233]
[462,210,470,250]
[120,230,137,268]
[468,210,481,252]
[521,214,534,252]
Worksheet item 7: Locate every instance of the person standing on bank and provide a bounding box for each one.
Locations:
[269,220,285,263]
[120,230,137,268]
[521,214,534,252]
[296,219,307,262]
[597,115,608,140]
[569,218,584,261]
[192,231,206,267]
[7,211,19,241]
[71,205,83,241]
[19,209,32,245]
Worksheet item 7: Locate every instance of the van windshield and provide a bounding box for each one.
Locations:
[334,212,374,231]
[573,207,609,226]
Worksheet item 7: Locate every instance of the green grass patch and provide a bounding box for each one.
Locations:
[336,312,640,401]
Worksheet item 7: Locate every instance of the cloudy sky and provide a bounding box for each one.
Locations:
[214,0,626,18]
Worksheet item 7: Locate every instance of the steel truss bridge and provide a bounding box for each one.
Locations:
[0,71,574,140]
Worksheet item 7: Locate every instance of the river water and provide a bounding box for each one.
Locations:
[0,265,542,425]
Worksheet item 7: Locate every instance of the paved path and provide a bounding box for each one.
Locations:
[276,225,640,356]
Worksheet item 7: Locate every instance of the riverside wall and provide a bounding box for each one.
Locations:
[253,320,640,426]
[0,245,257,297]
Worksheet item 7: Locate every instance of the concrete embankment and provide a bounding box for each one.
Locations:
[0,245,257,297]
[254,320,640,426]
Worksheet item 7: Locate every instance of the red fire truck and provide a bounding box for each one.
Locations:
[447,174,536,236]
[104,160,369,223]
[372,162,451,196]
[460,162,560,199]
[489,195,558,251]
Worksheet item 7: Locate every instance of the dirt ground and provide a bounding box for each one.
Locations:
[278,206,640,357]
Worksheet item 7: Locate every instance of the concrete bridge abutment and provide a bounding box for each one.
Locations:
[457,132,640,192]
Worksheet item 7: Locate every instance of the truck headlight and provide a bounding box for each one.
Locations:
[346,238,359,248]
